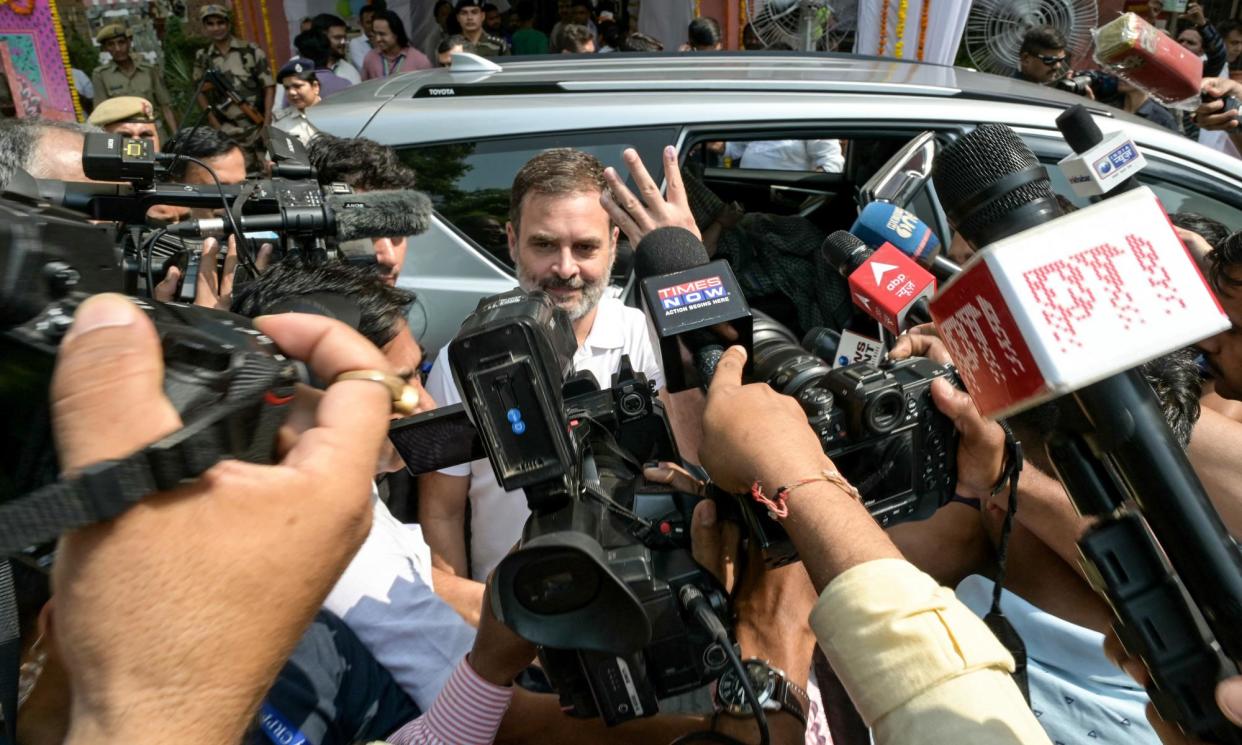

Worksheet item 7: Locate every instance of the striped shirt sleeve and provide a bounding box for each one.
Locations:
[384,656,514,745]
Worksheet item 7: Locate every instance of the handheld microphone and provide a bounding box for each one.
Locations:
[168,190,433,242]
[1093,13,1204,106]
[1055,105,1146,199]
[821,231,936,336]
[931,122,1242,742]
[850,201,960,278]
[635,227,753,392]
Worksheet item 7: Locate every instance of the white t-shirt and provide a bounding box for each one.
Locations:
[725,139,845,173]
[423,297,665,582]
[349,34,373,70]
[324,489,476,711]
[333,58,362,85]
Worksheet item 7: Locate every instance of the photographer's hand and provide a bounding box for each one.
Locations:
[51,294,392,745]
[1197,78,1242,131]
[467,578,537,686]
[1104,630,1242,744]
[600,146,702,246]
[700,346,903,592]
[194,236,275,310]
[888,327,1006,503]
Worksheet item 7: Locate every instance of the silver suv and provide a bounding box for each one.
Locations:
[310,52,1242,355]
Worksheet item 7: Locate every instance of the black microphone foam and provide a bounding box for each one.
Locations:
[1056,105,1103,155]
[330,190,433,242]
[634,226,711,278]
[820,230,871,278]
[932,124,1061,248]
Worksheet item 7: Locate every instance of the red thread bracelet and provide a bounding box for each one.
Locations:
[749,470,861,520]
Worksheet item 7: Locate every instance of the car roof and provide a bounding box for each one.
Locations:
[310,52,1242,183]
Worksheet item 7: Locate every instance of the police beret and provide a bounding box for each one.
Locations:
[277,57,315,79]
[88,96,156,127]
[95,23,131,43]
[199,4,230,21]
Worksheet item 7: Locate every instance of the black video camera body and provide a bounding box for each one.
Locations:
[749,317,959,565]
[446,290,731,726]
[0,195,298,543]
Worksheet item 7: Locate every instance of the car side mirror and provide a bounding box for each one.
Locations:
[857,131,937,208]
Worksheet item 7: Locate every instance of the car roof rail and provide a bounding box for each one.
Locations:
[449,52,502,73]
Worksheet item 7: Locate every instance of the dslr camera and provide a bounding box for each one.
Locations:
[395,290,731,726]
[745,316,960,565]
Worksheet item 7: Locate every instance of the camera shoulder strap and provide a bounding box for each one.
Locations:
[0,355,291,555]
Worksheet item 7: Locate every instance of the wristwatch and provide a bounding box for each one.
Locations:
[714,658,809,726]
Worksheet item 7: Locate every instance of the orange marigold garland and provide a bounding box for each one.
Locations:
[916,0,932,61]
[878,0,890,56]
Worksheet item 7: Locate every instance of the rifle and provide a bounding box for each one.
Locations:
[203,68,264,126]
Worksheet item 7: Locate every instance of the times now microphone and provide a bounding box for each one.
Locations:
[821,231,936,336]
[851,201,960,279]
[1055,105,1145,199]
[635,227,753,392]
[168,190,432,242]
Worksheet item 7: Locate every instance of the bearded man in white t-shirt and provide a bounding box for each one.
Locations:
[420,147,666,589]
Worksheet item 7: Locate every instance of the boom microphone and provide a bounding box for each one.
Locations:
[168,190,433,242]
[850,201,960,278]
[635,227,753,391]
[821,231,935,335]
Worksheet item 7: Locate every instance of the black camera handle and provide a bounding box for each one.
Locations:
[1048,371,1242,743]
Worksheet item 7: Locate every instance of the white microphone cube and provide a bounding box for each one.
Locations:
[1058,131,1147,199]
[928,187,1228,418]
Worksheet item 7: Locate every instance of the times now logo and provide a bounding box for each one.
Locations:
[658,276,725,310]
[928,187,1229,418]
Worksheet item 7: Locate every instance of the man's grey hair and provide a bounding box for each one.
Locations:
[0,118,102,189]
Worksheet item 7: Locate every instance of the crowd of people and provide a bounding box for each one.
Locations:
[6,2,1242,745]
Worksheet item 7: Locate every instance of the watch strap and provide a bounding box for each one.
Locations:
[773,674,809,727]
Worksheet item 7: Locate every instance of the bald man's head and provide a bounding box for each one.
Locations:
[0,118,99,188]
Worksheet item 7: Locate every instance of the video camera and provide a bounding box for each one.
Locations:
[1053,69,1120,100]
[392,290,732,727]
[0,192,299,549]
[25,132,431,299]
[744,315,960,565]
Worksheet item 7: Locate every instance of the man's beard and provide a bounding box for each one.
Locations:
[516,257,613,322]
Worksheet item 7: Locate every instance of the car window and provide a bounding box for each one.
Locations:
[719,139,846,174]
[1044,157,1242,230]
[398,128,678,268]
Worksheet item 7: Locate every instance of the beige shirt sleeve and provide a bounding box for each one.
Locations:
[809,558,1052,745]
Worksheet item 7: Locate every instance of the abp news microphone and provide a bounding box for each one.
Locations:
[930,122,1242,741]
[821,231,936,336]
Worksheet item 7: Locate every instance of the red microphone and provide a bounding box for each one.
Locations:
[821,232,937,336]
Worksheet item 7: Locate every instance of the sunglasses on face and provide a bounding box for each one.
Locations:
[1036,54,1067,66]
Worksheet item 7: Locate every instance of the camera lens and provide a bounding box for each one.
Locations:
[619,391,645,417]
[864,389,905,434]
[513,551,602,615]
[752,315,831,398]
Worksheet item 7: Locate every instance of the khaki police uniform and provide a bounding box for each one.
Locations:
[91,24,174,143]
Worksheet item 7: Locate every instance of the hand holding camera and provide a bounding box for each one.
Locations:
[49,295,393,745]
